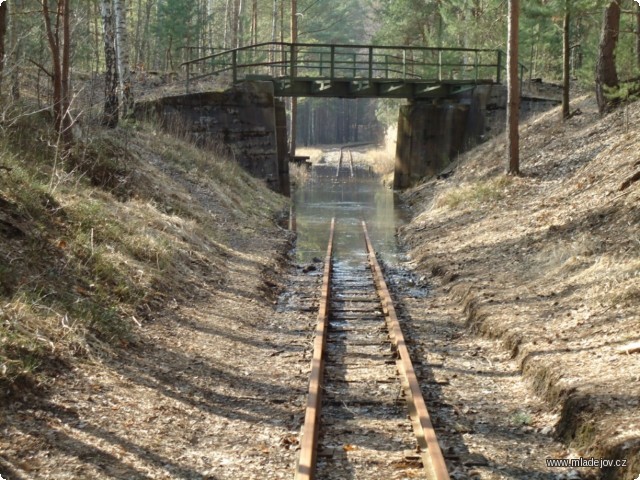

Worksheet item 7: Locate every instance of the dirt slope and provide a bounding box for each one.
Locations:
[0,120,310,479]
[400,95,639,480]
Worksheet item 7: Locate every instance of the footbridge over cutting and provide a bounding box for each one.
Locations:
[138,43,519,195]
[181,41,510,99]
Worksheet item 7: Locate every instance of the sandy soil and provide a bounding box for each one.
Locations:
[399,95,639,480]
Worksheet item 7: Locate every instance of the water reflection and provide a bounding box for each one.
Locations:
[293,166,407,266]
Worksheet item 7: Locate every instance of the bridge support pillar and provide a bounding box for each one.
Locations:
[134,81,289,195]
[393,101,470,189]
[275,99,290,197]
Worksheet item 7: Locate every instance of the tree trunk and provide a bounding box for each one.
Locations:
[223,0,231,48]
[280,0,284,74]
[270,0,277,74]
[595,1,620,114]
[0,2,7,97]
[289,0,298,158]
[11,9,21,102]
[101,0,119,127]
[231,0,240,48]
[251,0,258,45]
[636,3,640,69]
[61,0,71,139]
[561,0,570,120]
[208,0,214,49]
[114,0,134,118]
[42,0,73,144]
[142,0,154,68]
[237,0,244,48]
[506,0,519,175]
[134,0,142,68]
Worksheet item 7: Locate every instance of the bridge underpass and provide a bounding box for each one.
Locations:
[137,42,517,194]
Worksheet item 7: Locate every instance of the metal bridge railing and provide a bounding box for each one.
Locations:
[181,42,507,94]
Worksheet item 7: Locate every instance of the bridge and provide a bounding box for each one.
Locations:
[182,42,513,99]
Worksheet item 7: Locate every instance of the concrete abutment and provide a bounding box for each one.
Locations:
[135,82,290,195]
[393,84,562,189]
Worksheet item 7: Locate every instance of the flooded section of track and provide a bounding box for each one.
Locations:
[293,148,408,268]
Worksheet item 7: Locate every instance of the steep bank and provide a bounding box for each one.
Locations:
[0,117,306,478]
[400,94,639,479]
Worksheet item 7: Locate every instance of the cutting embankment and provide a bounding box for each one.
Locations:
[400,95,639,479]
[0,114,304,479]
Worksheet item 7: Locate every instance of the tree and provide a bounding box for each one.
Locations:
[42,0,73,144]
[595,0,620,114]
[636,2,640,69]
[562,0,571,119]
[290,0,297,159]
[101,0,119,127]
[0,1,7,96]
[507,0,520,175]
[251,0,258,45]
[114,0,134,118]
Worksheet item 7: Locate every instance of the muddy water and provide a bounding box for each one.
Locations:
[293,158,408,267]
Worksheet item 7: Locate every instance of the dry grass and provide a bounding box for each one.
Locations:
[402,94,640,473]
[289,162,311,187]
[0,113,284,390]
[433,176,513,209]
[362,126,396,178]
[296,146,324,164]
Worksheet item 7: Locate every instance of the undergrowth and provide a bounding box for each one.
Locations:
[434,176,513,209]
[0,108,284,393]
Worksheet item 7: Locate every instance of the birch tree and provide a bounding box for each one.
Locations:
[114,0,133,118]
[290,0,298,158]
[101,0,119,127]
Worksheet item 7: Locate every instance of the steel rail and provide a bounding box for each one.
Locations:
[362,221,451,480]
[348,148,354,178]
[295,218,335,480]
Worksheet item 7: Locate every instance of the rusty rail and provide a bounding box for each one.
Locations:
[295,220,449,479]
[335,147,354,178]
[362,221,450,480]
[295,218,335,480]
[348,149,354,178]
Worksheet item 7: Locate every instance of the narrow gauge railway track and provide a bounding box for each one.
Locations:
[295,219,449,480]
[336,147,354,178]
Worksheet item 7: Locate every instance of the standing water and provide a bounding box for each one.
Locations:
[293,148,407,267]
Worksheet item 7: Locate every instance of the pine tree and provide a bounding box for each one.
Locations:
[507,0,520,175]
[42,0,73,143]
[595,1,620,113]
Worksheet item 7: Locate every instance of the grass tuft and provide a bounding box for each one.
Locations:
[434,176,513,209]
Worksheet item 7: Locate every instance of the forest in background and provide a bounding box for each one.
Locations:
[1,0,640,145]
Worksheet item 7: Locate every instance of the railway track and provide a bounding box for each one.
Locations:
[336,147,354,178]
[295,219,449,480]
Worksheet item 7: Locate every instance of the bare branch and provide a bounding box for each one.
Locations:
[28,58,54,78]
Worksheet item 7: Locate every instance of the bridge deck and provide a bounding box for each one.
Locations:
[182,42,510,99]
